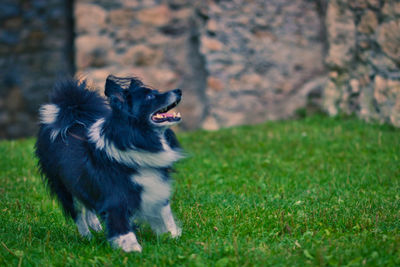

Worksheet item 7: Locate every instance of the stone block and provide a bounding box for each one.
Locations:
[200,36,223,52]
[325,0,356,68]
[75,35,113,69]
[357,10,378,34]
[207,77,224,92]
[123,44,163,66]
[136,5,171,26]
[377,20,400,64]
[109,9,136,27]
[75,3,107,34]
[201,115,219,131]
[382,1,400,16]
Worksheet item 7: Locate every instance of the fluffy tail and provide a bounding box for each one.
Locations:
[39,78,107,140]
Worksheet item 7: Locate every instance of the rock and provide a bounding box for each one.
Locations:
[357,10,378,34]
[367,0,380,9]
[325,0,356,68]
[206,19,218,32]
[382,1,400,16]
[207,77,224,92]
[373,75,400,123]
[5,87,24,111]
[390,98,400,127]
[109,9,135,27]
[149,68,178,88]
[123,44,163,66]
[120,0,141,8]
[75,3,107,34]
[202,115,219,130]
[115,25,152,43]
[239,73,264,89]
[136,5,171,26]
[172,7,192,20]
[370,53,398,73]
[374,75,400,105]
[0,2,20,20]
[200,36,223,52]
[349,0,368,9]
[75,35,113,68]
[147,33,172,45]
[350,79,360,93]
[377,20,400,64]
[4,17,23,30]
[323,80,341,116]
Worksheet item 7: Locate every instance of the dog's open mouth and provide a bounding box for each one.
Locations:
[151,100,181,124]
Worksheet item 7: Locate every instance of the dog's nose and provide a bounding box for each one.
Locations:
[173,89,182,97]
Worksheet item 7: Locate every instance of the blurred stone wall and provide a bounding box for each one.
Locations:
[323,0,400,127]
[0,0,73,138]
[2,0,399,139]
[74,0,326,130]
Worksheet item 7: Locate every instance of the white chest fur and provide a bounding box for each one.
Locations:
[131,169,171,214]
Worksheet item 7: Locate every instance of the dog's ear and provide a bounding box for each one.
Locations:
[105,75,126,112]
[105,75,124,98]
[128,77,144,92]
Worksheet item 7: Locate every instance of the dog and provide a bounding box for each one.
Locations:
[35,75,184,252]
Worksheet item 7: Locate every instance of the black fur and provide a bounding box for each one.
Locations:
[35,75,183,246]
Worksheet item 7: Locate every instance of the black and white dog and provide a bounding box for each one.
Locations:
[35,75,184,252]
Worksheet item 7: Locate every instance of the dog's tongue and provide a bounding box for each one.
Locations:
[152,112,181,121]
[163,113,174,118]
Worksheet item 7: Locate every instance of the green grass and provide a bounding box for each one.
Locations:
[1,115,399,266]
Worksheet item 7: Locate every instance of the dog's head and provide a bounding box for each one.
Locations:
[104,75,182,128]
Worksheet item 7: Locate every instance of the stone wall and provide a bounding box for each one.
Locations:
[74,0,209,130]
[196,0,326,129]
[323,0,400,127]
[2,0,399,138]
[0,0,73,139]
[74,0,326,131]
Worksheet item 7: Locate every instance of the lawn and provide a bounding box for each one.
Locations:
[0,115,399,266]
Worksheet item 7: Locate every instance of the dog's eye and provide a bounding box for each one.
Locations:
[146,94,155,100]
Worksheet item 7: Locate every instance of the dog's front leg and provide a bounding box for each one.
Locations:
[160,202,181,238]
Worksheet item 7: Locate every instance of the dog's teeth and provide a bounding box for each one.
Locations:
[177,112,181,118]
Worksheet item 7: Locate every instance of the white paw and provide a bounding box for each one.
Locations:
[85,211,102,232]
[110,232,142,253]
[170,227,182,238]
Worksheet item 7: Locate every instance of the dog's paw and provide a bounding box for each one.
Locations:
[85,211,102,232]
[170,227,182,238]
[110,232,142,253]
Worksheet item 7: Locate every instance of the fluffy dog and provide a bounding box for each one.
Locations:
[35,75,183,252]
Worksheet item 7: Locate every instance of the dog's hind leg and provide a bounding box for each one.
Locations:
[85,209,102,232]
[47,178,93,238]
[73,204,102,238]
[75,212,92,238]
[106,205,142,253]
[74,201,92,238]
[75,208,103,239]
[46,176,77,220]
